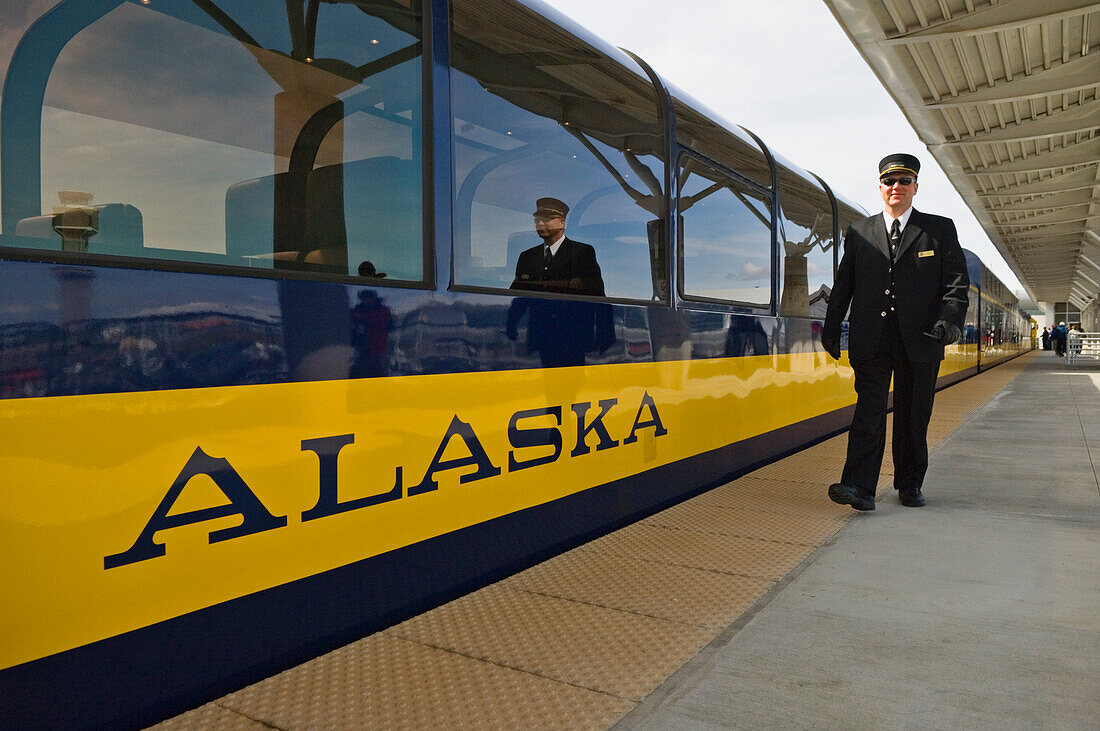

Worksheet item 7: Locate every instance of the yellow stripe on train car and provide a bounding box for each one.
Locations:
[0,348,973,669]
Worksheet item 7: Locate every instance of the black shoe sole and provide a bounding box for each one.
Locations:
[829,483,875,511]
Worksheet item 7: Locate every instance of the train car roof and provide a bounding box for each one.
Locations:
[964,248,1020,309]
[662,80,771,160]
[516,0,869,215]
[513,0,656,85]
[964,248,984,288]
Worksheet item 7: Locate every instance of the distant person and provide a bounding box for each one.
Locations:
[1051,321,1068,357]
[1041,326,1050,350]
[506,197,612,367]
[821,154,969,511]
[1067,324,1082,360]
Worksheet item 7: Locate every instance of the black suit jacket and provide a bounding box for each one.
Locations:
[509,237,605,295]
[823,209,969,363]
[506,237,612,356]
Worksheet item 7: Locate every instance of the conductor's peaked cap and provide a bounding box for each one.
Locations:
[879,153,920,178]
[534,197,569,218]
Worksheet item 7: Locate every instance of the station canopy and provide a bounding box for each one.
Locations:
[824,0,1100,310]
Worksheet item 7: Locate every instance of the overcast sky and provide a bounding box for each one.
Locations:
[539,0,1025,293]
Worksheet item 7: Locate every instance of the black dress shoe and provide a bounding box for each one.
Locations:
[828,483,875,511]
[898,487,925,507]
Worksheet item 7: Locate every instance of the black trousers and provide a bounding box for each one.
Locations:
[842,318,940,499]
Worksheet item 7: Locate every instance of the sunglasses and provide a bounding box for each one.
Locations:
[880,176,915,187]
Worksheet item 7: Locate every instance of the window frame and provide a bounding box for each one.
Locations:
[0,0,436,292]
[444,0,669,308]
[674,147,776,313]
[773,159,836,321]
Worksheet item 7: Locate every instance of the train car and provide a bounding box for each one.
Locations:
[0,1,1028,727]
[970,251,1031,368]
[940,250,1032,385]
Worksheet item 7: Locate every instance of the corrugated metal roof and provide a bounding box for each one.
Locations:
[824,0,1100,309]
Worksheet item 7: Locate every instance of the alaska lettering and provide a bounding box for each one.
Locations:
[105,393,666,568]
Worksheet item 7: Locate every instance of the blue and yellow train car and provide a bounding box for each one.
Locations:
[940,249,1031,384]
[970,250,1031,368]
[0,1,1029,727]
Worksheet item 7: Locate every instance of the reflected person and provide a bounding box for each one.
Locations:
[350,289,392,378]
[506,197,611,367]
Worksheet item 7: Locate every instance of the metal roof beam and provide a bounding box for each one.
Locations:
[986,197,1094,212]
[1072,282,1095,297]
[934,101,1100,146]
[924,54,1100,109]
[979,183,1099,200]
[976,167,1100,195]
[996,209,1094,224]
[965,140,1100,174]
[1003,235,1086,245]
[883,1,1100,45]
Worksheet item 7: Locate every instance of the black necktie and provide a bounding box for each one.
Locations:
[544,245,553,269]
[890,219,901,257]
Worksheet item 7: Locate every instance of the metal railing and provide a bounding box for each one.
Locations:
[1066,331,1100,365]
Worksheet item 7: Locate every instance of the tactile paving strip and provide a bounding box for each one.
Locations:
[582,522,815,581]
[150,351,1037,730]
[150,703,269,730]
[216,633,634,729]
[689,477,852,520]
[501,548,772,630]
[641,500,848,546]
[388,584,715,702]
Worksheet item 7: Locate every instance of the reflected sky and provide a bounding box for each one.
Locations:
[42,108,273,253]
[3,0,424,276]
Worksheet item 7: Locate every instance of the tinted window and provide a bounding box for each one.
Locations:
[777,161,834,318]
[835,195,866,237]
[679,155,773,307]
[672,96,772,190]
[1,0,424,282]
[450,0,665,302]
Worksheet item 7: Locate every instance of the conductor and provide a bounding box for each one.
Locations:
[506,197,609,367]
[821,154,969,511]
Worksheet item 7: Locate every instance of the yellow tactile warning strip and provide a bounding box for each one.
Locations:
[218,634,635,729]
[151,351,1038,730]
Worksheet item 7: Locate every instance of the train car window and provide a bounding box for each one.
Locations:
[671,94,772,190]
[678,155,773,307]
[834,196,867,241]
[963,283,980,346]
[450,0,666,303]
[775,159,834,319]
[0,0,426,283]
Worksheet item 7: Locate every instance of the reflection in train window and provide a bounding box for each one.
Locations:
[673,99,773,191]
[450,0,666,302]
[678,155,773,307]
[834,195,867,241]
[776,159,834,318]
[1,0,424,282]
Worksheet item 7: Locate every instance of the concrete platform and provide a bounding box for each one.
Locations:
[620,351,1100,730]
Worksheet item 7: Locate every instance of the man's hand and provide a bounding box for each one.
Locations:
[821,336,841,360]
[929,320,960,346]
